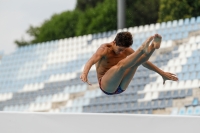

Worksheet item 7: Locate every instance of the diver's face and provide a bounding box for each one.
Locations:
[113,42,127,54]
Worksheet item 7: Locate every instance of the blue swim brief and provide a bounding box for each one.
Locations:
[99,78,124,95]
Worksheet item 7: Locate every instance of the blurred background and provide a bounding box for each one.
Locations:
[0,0,200,115]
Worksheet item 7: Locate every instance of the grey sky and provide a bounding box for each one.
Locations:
[0,0,76,55]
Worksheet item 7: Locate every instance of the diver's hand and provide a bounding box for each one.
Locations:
[80,73,92,85]
[161,72,179,85]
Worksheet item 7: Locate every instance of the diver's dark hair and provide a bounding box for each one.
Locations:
[114,32,133,47]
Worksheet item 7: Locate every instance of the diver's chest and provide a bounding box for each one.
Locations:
[105,55,126,65]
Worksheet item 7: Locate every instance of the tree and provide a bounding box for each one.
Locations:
[14,37,29,47]
[158,0,200,22]
[15,10,81,46]
[126,0,160,27]
[75,0,104,11]
[76,0,117,36]
[36,10,80,42]
[15,0,161,47]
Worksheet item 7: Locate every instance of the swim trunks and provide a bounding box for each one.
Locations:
[99,78,124,95]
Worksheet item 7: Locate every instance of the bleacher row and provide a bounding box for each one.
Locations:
[0,16,200,115]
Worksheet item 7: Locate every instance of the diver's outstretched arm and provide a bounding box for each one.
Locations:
[142,61,179,84]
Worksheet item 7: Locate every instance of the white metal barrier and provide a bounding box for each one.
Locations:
[0,111,200,133]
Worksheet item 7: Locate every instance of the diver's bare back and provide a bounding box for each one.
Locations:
[95,43,130,82]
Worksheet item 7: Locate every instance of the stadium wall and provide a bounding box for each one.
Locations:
[0,111,200,133]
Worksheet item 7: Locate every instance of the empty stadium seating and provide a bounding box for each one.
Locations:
[0,16,200,115]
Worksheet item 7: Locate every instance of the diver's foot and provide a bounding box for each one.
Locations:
[140,36,154,54]
[153,34,162,49]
